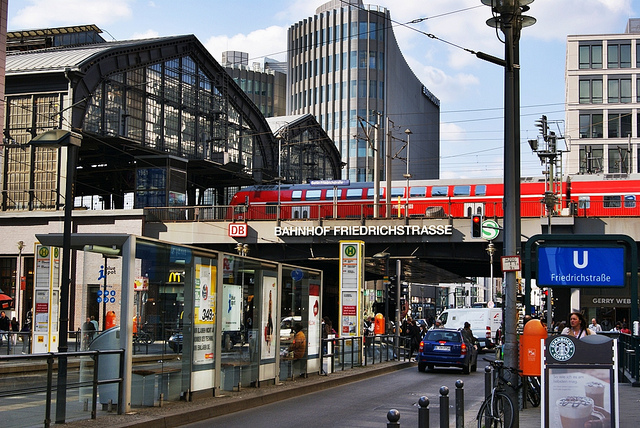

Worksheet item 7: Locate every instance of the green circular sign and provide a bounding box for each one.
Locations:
[482,220,499,240]
[548,336,575,362]
[344,245,357,257]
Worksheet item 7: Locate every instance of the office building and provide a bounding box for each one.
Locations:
[566,19,640,174]
[288,0,440,182]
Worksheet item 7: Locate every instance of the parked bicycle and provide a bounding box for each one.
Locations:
[133,323,155,345]
[477,359,518,428]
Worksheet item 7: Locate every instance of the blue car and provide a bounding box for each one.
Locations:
[417,328,478,374]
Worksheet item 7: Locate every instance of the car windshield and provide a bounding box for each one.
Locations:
[425,331,461,343]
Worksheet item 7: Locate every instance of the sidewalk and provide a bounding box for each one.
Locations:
[26,361,640,427]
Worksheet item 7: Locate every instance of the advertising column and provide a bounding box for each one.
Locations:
[339,241,363,365]
[33,244,60,353]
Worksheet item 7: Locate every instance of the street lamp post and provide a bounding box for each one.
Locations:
[480,2,536,426]
[403,129,412,219]
[29,129,82,424]
[486,242,495,304]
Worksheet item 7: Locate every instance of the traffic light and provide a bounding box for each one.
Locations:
[535,115,548,141]
[471,215,483,238]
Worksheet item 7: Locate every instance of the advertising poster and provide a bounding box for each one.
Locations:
[261,276,277,359]
[222,284,242,331]
[548,367,612,428]
[308,282,320,356]
[193,264,216,365]
[341,291,358,336]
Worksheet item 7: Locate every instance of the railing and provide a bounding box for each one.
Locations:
[616,332,640,384]
[0,349,124,427]
[320,334,411,373]
[0,331,32,355]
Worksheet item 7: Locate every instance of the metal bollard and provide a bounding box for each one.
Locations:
[455,380,464,428]
[484,365,492,398]
[418,396,430,428]
[387,408,401,427]
[439,386,449,428]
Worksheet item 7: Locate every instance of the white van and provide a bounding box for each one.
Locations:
[437,308,502,350]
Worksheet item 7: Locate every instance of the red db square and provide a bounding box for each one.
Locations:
[229,223,248,237]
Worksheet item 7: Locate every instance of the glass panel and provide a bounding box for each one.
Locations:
[292,190,302,200]
[453,185,471,196]
[306,190,321,200]
[431,186,448,197]
[624,195,636,208]
[391,188,404,197]
[410,187,427,197]
[346,188,363,199]
[603,195,621,208]
[475,185,487,196]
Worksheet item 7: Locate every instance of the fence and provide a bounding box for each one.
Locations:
[320,334,412,374]
[0,349,124,427]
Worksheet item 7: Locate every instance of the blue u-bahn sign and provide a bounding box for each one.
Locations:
[537,246,625,287]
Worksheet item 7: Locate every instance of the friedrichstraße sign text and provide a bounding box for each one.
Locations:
[275,224,453,237]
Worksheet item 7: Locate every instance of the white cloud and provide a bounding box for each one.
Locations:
[9,0,133,29]
[204,26,289,63]
[130,29,160,40]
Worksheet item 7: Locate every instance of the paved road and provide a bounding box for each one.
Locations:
[182,363,490,428]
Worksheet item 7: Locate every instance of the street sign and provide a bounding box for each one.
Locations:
[501,255,521,272]
[482,219,499,240]
[537,246,625,287]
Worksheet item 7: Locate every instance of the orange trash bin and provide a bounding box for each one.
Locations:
[105,311,117,329]
[519,319,547,376]
[374,313,385,335]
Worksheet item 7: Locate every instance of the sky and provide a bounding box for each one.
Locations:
[7,0,640,179]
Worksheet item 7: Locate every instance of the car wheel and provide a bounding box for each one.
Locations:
[427,364,434,371]
[418,362,427,372]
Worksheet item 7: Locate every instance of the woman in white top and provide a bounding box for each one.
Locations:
[561,312,593,339]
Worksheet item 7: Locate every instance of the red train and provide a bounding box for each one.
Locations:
[228,174,640,221]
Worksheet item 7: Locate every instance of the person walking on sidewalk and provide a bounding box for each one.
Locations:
[562,312,592,339]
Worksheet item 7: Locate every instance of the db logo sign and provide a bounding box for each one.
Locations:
[229,223,248,237]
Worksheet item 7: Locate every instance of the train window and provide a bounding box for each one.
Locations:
[292,190,303,200]
[366,188,383,198]
[410,187,427,197]
[578,196,590,208]
[603,195,621,208]
[624,195,636,208]
[475,185,487,196]
[391,188,404,197]
[431,186,448,197]
[325,189,337,200]
[306,190,322,200]
[453,185,471,196]
[346,188,363,199]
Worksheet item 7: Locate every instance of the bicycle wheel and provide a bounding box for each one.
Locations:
[477,391,515,428]
[526,376,541,408]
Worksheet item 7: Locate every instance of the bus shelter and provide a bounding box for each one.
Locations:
[36,233,323,411]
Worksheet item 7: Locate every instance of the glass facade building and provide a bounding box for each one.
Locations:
[288,0,440,182]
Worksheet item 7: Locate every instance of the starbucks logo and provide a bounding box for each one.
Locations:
[549,336,575,362]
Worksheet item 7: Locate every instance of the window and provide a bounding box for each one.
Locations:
[391,188,404,198]
[475,185,487,196]
[325,189,337,200]
[579,145,603,174]
[579,43,602,69]
[292,190,302,200]
[453,185,471,196]
[608,146,629,173]
[366,188,383,198]
[624,195,636,208]
[358,80,367,98]
[431,186,448,197]
[579,113,603,138]
[410,187,427,197]
[369,51,376,69]
[578,196,590,209]
[607,112,631,138]
[607,42,631,68]
[603,195,621,208]
[346,188,363,199]
[359,51,367,68]
[579,78,602,103]
[607,78,631,103]
[306,190,321,200]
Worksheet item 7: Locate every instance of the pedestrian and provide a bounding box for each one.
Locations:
[620,323,632,334]
[321,316,336,353]
[10,317,19,345]
[288,322,307,377]
[429,319,443,330]
[20,319,31,353]
[561,312,592,339]
[82,317,96,350]
[462,321,478,350]
[588,318,602,334]
[363,316,374,357]
[409,319,421,358]
[0,311,9,345]
[610,322,622,332]
[90,315,99,332]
